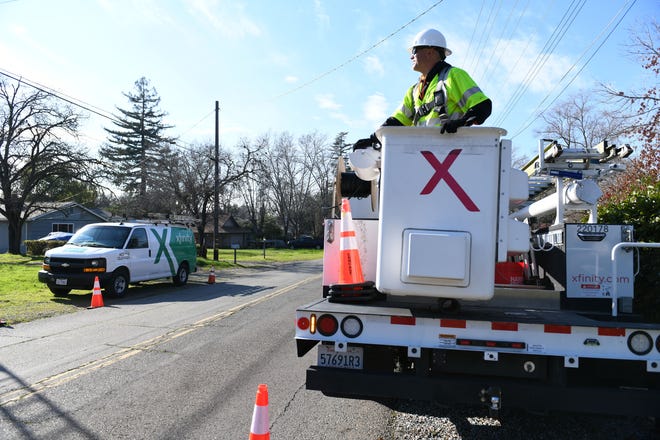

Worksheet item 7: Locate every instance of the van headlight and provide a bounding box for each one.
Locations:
[83,259,106,273]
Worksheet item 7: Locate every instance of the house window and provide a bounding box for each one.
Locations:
[52,223,74,233]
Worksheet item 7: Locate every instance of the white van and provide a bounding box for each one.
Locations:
[38,221,197,297]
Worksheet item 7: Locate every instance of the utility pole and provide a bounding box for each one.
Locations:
[213,100,220,261]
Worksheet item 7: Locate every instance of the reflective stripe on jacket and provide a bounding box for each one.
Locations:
[391,65,489,127]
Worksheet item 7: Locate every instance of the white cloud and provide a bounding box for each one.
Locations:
[315,93,353,126]
[186,0,262,38]
[329,112,352,126]
[364,56,385,77]
[316,93,342,111]
[363,93,388,126]
[314,0,330,29]
[269,52,291,67]
[466,35,589,124]
[97,0,176,27]
[284,75,299,84]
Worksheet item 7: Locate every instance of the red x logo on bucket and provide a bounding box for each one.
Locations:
[420,149,479,212]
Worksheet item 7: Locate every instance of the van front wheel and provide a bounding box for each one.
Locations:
[105,270,129,297]
[173,263,189,286]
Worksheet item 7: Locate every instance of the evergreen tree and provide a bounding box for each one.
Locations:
[330,131,351,168]
[101,77,176,215]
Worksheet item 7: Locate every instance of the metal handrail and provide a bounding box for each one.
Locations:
[611,242,660,317]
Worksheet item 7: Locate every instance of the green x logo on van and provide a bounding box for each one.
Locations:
[151,228,176,275]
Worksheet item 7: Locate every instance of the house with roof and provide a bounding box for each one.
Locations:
[0,202,110,254]
[199,214,251,248]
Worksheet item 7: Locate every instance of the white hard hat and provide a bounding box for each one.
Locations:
[409,28,452,56]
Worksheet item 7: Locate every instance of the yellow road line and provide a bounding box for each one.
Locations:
[0,274,320,406]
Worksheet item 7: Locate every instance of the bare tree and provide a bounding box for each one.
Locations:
[262,132,296,239]
[600,19,659,202]
[237,134,270,238]
[0,79,99,253]
[299,131,332,236]
[159,139,263,256]
[536,91,627,148]
[262,132,323,240]
[602,20,659,144]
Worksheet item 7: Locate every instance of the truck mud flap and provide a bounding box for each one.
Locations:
[306,366,660,417]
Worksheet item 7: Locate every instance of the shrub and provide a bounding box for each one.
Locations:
[599,181,660,321]
[24,240,69,256]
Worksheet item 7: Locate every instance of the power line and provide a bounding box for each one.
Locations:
[465,0,502,74]
[0,68,118,122]
[509,0,638,140]
[464,0,486,71]
[179,109,215,137]
[473,0,528,82]
[493,0,586,127]
[270,0,446,101]
[0,68,217,153]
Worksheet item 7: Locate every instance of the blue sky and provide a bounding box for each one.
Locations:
[0,0,656,160]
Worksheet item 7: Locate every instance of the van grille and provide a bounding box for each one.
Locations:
[48,258,105,274]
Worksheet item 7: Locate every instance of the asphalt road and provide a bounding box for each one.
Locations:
[1,261,655,439]
[0,260,390,439]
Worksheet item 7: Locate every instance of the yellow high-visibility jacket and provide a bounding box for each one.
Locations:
[391,61,489,127]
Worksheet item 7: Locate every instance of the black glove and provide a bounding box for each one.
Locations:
[440,116,478,134]
[440,119,462,134]
[353,133,381,150]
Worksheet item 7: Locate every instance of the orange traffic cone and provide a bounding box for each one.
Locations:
[328,198,378,302]
[338,198,365,285]
[249,384,270,440]
[208,266,216,284]
[88,276,104,309]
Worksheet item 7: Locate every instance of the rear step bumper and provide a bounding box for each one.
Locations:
[306,366,660,417]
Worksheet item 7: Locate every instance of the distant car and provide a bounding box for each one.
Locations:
[248,239,287,249]
[264,239,287,249]
[287,235,324,249]
[37,232,74,241]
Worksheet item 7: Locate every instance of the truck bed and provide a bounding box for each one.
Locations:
[295,287,660,416]
[299,287,657,330]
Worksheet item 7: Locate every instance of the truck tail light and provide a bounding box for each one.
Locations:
[340,316,363,338]
[317,314,338,337]
[627,331,653,355]
[297,316,310,331]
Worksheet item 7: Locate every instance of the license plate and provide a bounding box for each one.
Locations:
[55,279,68,286]
[317,345,363,370]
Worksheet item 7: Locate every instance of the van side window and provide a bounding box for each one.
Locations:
[127,228,149,249]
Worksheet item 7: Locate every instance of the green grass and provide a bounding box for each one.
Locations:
[196,248,323,268]
[0,249,322,326]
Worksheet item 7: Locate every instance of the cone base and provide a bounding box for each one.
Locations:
[328,281,381,303]
[88,299,104,309]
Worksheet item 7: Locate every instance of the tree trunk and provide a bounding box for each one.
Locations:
[7,214,22,254]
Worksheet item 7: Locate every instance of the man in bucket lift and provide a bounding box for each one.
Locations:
[355,28,492,149]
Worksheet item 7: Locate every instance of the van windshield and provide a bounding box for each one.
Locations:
[68,226,131,249]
